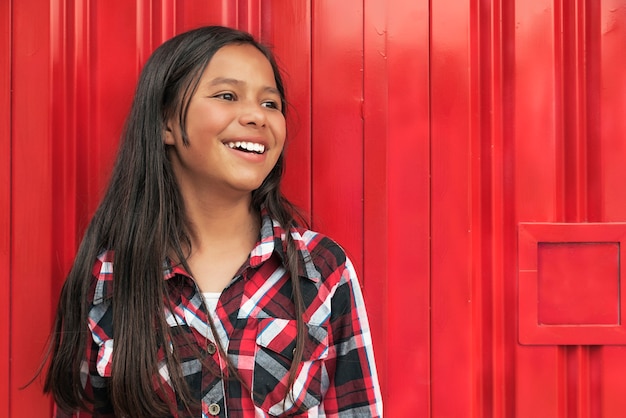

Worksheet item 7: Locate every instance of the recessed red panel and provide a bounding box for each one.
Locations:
[519,223,626,345]
[537,242,619,325]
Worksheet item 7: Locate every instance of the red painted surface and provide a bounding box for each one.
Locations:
[11,0,54,416]
[0,1,11,416]
[538,243,617,325]
[519,223,626,345]
[363,0,431,415]
[514,1,626,417]
[4,0,626,417]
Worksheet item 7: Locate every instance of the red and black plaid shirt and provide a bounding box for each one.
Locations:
[57,213,382,417]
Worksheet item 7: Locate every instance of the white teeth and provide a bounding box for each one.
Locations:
[225,141,265,154]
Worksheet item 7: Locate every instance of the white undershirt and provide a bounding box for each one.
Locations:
[202,291,222,314]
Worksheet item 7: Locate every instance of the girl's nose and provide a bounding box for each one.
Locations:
[238,101,267,128]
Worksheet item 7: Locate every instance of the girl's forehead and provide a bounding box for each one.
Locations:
[200,44,277,87]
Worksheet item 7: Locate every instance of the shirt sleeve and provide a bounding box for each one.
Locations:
[53,252,116,418]
[321,256,383,417]
[84,297,116,417]
[52,336,115,417]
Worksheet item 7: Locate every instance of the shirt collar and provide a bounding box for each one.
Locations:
[163,209,321,283]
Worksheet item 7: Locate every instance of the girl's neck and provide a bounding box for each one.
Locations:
[181,194,261,292]
[184,194,260,251]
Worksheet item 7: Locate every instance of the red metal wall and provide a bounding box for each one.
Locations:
[3,0,626,417]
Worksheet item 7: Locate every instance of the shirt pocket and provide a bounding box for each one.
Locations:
[252,317,328,417]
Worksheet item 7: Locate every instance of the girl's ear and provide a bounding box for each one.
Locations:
[163,122,176,145]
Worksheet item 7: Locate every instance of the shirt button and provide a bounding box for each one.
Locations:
[207,342,217,355]
[208,403,220,416]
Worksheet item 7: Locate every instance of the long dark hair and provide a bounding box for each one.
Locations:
[43,26,308,417]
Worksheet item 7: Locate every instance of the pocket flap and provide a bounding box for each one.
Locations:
[256,318,328,361]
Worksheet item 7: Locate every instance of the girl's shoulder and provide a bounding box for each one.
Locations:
[293,227,345,259]
[289,226,357,281]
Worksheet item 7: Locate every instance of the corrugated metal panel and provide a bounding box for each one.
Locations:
[11,0,54,415]
[431,0,473,413]
[363,0,431,415]
[514,1,626,418]
[429,0,517,416]
[0,0,11,416]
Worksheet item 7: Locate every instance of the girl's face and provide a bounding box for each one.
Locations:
[165,43,286,202]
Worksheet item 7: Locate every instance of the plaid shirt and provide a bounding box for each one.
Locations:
[57,213,382,417]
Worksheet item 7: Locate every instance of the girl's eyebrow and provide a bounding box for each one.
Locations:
[208,77,243,87]
[207,77,280,96]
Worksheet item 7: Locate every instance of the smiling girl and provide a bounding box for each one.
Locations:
[43,26,382,418]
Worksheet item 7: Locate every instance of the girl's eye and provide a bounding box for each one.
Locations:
[215,92,236,101]
[261,101,280,110]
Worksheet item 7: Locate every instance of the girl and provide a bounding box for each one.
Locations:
[43,25,382,418]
